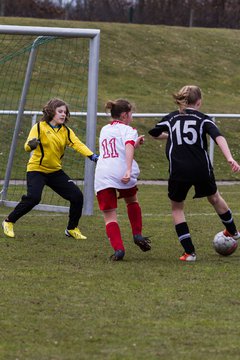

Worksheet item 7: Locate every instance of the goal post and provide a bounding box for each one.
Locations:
[0,25,100,215]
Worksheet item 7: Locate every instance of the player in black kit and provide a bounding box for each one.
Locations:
[149,85,240,262]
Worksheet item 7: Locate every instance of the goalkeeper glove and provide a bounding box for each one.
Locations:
[28,138,40,150]
[88,154,99,162]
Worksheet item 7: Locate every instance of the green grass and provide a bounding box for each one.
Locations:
[1,184,240,359]
[1,18,240,180]
[1,20,240,358]
[1,17,240,113]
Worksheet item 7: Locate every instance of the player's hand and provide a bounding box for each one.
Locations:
[88,154,99,162]
[28,138,40,150]
[135,135,145,148]
[228,159,240,172]
[121,170,131,184]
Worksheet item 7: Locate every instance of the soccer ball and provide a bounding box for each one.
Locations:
[213,231,238,256]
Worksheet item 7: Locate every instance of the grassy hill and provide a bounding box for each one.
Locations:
[1,17,240,180]
[1,19,240,359]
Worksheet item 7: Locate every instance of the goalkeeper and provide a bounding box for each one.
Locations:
[2,98,98,240]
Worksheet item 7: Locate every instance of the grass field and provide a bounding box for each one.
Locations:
[1,17,240,180]
[1,17,240,359]
[1,184,240,360]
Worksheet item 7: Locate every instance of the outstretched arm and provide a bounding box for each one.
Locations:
[148,124,168,140]
[215,135,240,172]
[152,132,169,140]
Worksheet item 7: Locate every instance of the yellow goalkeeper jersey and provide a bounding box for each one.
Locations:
[24,121,94,173]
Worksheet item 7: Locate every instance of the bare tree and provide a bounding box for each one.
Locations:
[3,0,240,29]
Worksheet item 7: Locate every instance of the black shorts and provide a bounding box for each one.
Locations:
[168,174,217,202]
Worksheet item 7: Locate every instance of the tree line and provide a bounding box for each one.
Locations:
[1,0,240,29]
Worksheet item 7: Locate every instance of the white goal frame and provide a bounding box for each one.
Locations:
[0,25,100,215]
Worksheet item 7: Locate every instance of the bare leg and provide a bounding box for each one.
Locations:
[171,200,186,225]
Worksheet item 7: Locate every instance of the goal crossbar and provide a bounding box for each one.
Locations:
[0,25,100,215]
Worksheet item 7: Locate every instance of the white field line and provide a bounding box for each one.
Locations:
[138,180,240,186]
[3,180,240,186]
[142,213,240,217]
[1,181,239,217]
[0,212,239,218]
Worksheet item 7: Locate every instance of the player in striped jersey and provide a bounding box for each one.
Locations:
[149,85,240,261]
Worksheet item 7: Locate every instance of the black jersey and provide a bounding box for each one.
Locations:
[148,109,221,182]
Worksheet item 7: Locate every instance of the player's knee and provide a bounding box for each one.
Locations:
[69,189,83,204]
[208,192,221,206]
[22,194,41,206]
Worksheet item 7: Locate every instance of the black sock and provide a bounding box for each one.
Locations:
[218,210,237,235]
[175,222,195,254]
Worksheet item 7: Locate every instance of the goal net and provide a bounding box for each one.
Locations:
[0,26,100,215]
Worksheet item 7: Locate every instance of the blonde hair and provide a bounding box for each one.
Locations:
[173,85,202,112]
[105,99,133,119]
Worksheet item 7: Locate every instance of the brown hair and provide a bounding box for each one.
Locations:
[173,85,202,112]
[41,98,70,123]
[105,99,133,119]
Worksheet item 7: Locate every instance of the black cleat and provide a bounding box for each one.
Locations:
[133,234,151,252]
[109,249,125,261]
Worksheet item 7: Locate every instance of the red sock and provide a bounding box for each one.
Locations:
[127,202,142,235]
[106,222,125,251]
